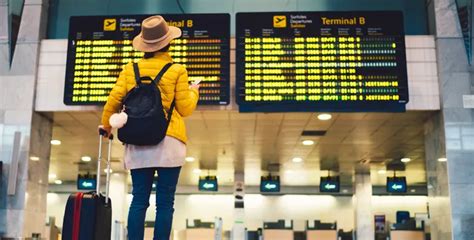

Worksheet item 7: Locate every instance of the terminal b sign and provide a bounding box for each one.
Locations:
[236,11,409,112]
[64,14,231,106]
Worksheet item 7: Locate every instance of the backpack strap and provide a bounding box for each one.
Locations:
[153,63,174,84]
[133,63,141,85]
[167,99,176,127]
[154,63,175,126]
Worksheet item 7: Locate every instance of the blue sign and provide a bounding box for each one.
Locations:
[260,176,280,193]
[320,176,340,193]
[387,177,407,193]
[198,176,218,192]
[77,178,97,190]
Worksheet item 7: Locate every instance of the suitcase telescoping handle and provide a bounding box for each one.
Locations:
[98,129,113,205]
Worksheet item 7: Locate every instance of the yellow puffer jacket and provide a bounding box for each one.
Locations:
[101,52,199,143]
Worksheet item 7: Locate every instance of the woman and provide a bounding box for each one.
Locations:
[100,15,199,240]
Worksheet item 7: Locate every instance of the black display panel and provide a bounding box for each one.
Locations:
[64,14,230,105]
[236,11,408,112]
[198,176,218,192]
[260,176,281,193]
[387,177,407,193]
[77,174,97,190]
[320,176,340,193]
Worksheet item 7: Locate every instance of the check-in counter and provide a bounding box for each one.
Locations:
[178,228,215,240]
[306,220,337,240]
[176,219,220,240]
[144,222,175,240]
[263,229,294,240]
[263,220,294,240]
[390,231,424,240]
[390,218,425,240]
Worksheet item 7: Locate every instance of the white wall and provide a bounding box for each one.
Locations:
[47,193,428,232]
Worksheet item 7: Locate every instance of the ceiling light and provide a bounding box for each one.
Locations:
[49,174,57,179]
[81,156,92,162]
[438,157,447,162]
[30,156,40,161]
[292,157,303,163]
[410,189,416,193]
[378,169,387,175]
[193,169,202,174]
[50,140,61,145]
[401,158,411,163]
[54,180,62,185]
[302,140,315,146]
[342,189,348,193]
[317,113,332,121]
[104,169,113,173]
[185,157,195,162]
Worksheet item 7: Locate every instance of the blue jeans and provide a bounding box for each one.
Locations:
[128,167,181,240]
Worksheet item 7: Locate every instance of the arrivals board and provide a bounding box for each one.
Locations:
[64,14,230,105]
[236,12,408,112]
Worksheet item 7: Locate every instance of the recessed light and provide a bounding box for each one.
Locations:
[317,113,332,121]
[378,169,387,175]
[292,157,303,163]
[81,156,92,162]
[152,183,156,188]
[401,158,411,163]
[54,180,62,185]
[50,140,61,145]
[438,157,447,162]
[104,169,113,173]
[342,189,348,193]
[193,169,202,174]
[49,174,57,179]
[410,189,416,193]
[302,140,314,146]
[30,156,40,161]
[185,157,195,162]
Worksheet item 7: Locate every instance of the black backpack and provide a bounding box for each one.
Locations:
[118,62,175,146]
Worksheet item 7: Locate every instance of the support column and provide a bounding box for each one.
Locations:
[354,172,374,240]
[109,173,128,240]
[231,172,245,240]
[424,113,452,240]
[431,0,474,239]
[0,0,51,238]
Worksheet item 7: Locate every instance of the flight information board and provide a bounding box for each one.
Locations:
[236,11,408,112]
[64,14,230,105]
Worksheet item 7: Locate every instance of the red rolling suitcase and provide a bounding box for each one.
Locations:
[62,130,113,240]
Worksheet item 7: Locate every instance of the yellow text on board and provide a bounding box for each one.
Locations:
[321,17,366,25]
[273,16,287,28]
[167,20,193,28]
[103,19,117,31]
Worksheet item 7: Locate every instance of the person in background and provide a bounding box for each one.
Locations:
[99,15,199,240]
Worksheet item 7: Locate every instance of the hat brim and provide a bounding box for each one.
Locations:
[132,26,182,52]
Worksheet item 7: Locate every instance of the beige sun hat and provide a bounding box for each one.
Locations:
[132,15,182,52]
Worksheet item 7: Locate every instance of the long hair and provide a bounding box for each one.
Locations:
[143,44,171,59]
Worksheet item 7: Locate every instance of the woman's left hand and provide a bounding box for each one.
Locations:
[98,125,112,138]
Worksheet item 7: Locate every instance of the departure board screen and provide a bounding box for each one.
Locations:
[64,14,230,105]
[236,11,408,112]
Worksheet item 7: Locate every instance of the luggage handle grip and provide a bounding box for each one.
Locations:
[99,128,114,140]
[97,130,113,204]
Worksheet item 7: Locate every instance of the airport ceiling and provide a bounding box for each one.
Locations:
[49,110,434,187]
